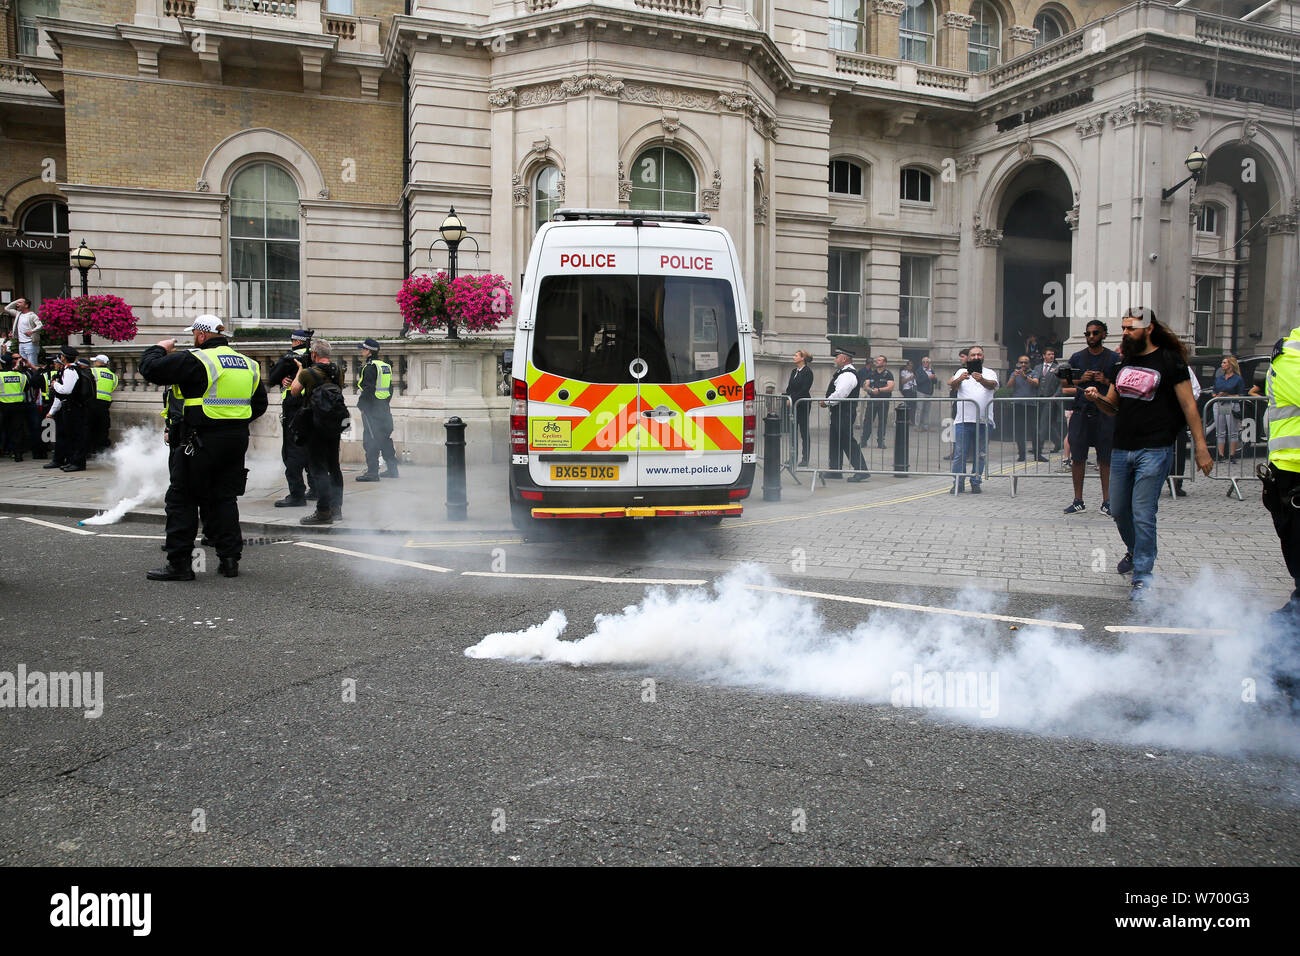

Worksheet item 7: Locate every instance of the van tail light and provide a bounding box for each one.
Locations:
[742,380,756,454]
[511,378,528,455]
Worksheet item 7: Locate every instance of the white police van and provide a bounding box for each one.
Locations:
[508,209,756,530]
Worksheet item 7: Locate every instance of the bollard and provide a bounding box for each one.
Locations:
[444,415,468,521]
[894,402,910,474]
[763,411,782,501]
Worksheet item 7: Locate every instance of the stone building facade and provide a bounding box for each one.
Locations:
[1,0,1296,454]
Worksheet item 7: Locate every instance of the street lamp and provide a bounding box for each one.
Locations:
[1161,148,1209,200]
[427,207,478,340]
[70,239,97,345]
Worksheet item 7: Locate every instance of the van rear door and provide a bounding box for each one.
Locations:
[526,227,642,490]
[635,228,746,488]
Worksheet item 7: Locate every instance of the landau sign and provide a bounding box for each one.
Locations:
[1207,81,1296,109]
[996,88,1094,132]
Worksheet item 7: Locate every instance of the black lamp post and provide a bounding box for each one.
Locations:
[1161,148,1209,201]
[428,207,478,340]
[70,239,97,345]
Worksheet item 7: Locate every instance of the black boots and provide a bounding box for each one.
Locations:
[380,467,399,479]
[146,563,195,582]
[355,473,380,482]
[274,495,308,507]
[218,557,239,578]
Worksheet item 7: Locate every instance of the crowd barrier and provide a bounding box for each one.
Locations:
[1202,395,1268,500]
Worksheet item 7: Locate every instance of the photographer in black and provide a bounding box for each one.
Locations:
[268,329,317,508]
[289,338,347,525]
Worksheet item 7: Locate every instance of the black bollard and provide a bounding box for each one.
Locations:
[763,411,782,501]
[894,402,910,474]
[444,415,468,521]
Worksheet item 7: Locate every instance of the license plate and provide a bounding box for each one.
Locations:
[550,464,619,481]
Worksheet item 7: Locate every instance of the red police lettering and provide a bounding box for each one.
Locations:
[559,253,616,269]
[659,254,713,271]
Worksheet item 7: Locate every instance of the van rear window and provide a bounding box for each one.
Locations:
[533,275,740,384]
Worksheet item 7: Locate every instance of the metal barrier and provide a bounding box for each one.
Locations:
[1202,395,1268,500]
[793,396,987,491]
[987,397,1076,495]
[757,392,798,482]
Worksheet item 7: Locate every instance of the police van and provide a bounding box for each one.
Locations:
[508,209,756,529]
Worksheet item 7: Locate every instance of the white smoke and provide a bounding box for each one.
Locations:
[80,426,170,526]
[465,565,1298,758]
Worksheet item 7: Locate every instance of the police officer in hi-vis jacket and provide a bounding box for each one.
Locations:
[355,337,399,482]
[139,315,267,581]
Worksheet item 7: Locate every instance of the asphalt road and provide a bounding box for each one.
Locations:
[1,514,1297,865]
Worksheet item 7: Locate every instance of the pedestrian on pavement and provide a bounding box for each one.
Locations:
[861,355,894,448]
[785,349,813,467]
[355,338,399,482]
[3,298,42,367]
[291,338,347,525]
[948,345,997,493]
[1062,320,1120,515]
[45,346,91,472]
[139,315,268,581]
[1212,355,1246,461]
[915,355,936,429]
[268,329,317,508]
[1008,355,1038,462]
[1083,307,1211,600]
[1034,348,1062,461]
[819,347,869,481]
[1258,334,1300,699]
[89,354,117,456]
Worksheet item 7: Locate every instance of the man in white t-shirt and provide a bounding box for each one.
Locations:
[4,298,42,367]
[947,344,999,494]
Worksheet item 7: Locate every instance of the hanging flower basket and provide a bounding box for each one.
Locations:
[38,295,139,346]
[397,272,512,339]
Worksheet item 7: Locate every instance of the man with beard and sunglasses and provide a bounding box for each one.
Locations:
[1083,307,1212,600]
[1061,320,1119,515]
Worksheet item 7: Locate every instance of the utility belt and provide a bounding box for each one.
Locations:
[1260,462,1300,514]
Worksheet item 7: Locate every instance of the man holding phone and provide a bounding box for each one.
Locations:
[1062,319,1119,515]
[948,345,997,493]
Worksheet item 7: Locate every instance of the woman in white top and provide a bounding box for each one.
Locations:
[4,299,42,367]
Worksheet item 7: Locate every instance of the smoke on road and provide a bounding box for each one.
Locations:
[465,565,1297,757]
[80,427,170,525]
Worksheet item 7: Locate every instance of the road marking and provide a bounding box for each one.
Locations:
[405,538,524,549]
[96,533,167,540]
[724,483,953,529]
[293,540,451,573]
[462,571,707,586]
[18,516,95,536]
[1104,625,1235,636]
[744,583,1085,631]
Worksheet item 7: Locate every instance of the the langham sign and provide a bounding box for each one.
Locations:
[1,235,68,253]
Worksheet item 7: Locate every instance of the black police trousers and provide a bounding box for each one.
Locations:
[1264,466,1300,601]
[829,404,867,474]
[164,428,249,565]
[281,395,313,498]
[0,403,26,458]
[307,432,343,513]
[361,405,397,474]
[89,400,111,454]
[53,404,87,467]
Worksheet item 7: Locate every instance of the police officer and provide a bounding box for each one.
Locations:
[1261,333,1300,696]
[355,337,399,482]
[139,315,267,580]
[89,353,117,455]
[267,329,317,507]
[45,346,90,472]
[819,347,870,481]
[0,352,33,461]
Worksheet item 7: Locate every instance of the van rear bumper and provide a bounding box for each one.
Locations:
[510,462,754,513]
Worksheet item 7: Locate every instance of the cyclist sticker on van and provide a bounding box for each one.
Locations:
[530,419,572,449]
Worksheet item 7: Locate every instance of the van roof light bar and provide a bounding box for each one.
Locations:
[553,208,711,224]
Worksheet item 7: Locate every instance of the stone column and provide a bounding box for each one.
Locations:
[1007,24,1038,61]
[941,12,974,72]
[868,0,905,61]
[970,217,1002,357]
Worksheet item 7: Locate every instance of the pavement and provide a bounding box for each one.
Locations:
[0,439,1289,603]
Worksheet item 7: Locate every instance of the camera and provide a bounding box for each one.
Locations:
[965,357,983,375]
[1055,360,1075,383]
[1148,252,1158,262]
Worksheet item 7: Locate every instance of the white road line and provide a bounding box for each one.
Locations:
[95,533,167,540]
[462,571,708,586]
[293,540,451,573]
[1104,625,1235,636]
[744,584,1085,631]
[18,516,95,536]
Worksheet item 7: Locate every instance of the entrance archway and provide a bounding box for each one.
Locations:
[997,161,1073,358]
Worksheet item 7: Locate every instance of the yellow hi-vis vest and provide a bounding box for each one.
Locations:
[173,345,260,420]
[41,370,52,402]
[1267,328,1300,473]
[365,359,392,401]
[94,367,118,402]
[0,370,25,404]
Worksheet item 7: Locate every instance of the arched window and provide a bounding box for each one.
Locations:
[829,0,867,52]
[900,167,933,204]
[1032,10,1065,47]
[968,1,1001,71]
[899,0,935,64]
[534,165,561,234]
[229,162,300,324]
[629,147,696,211]
[829,159,865,197]
[20,200,68,237]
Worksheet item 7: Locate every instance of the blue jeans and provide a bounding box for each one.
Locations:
[952,422,987,487]
[19,342,39,367]
[1108,446,1174,583]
